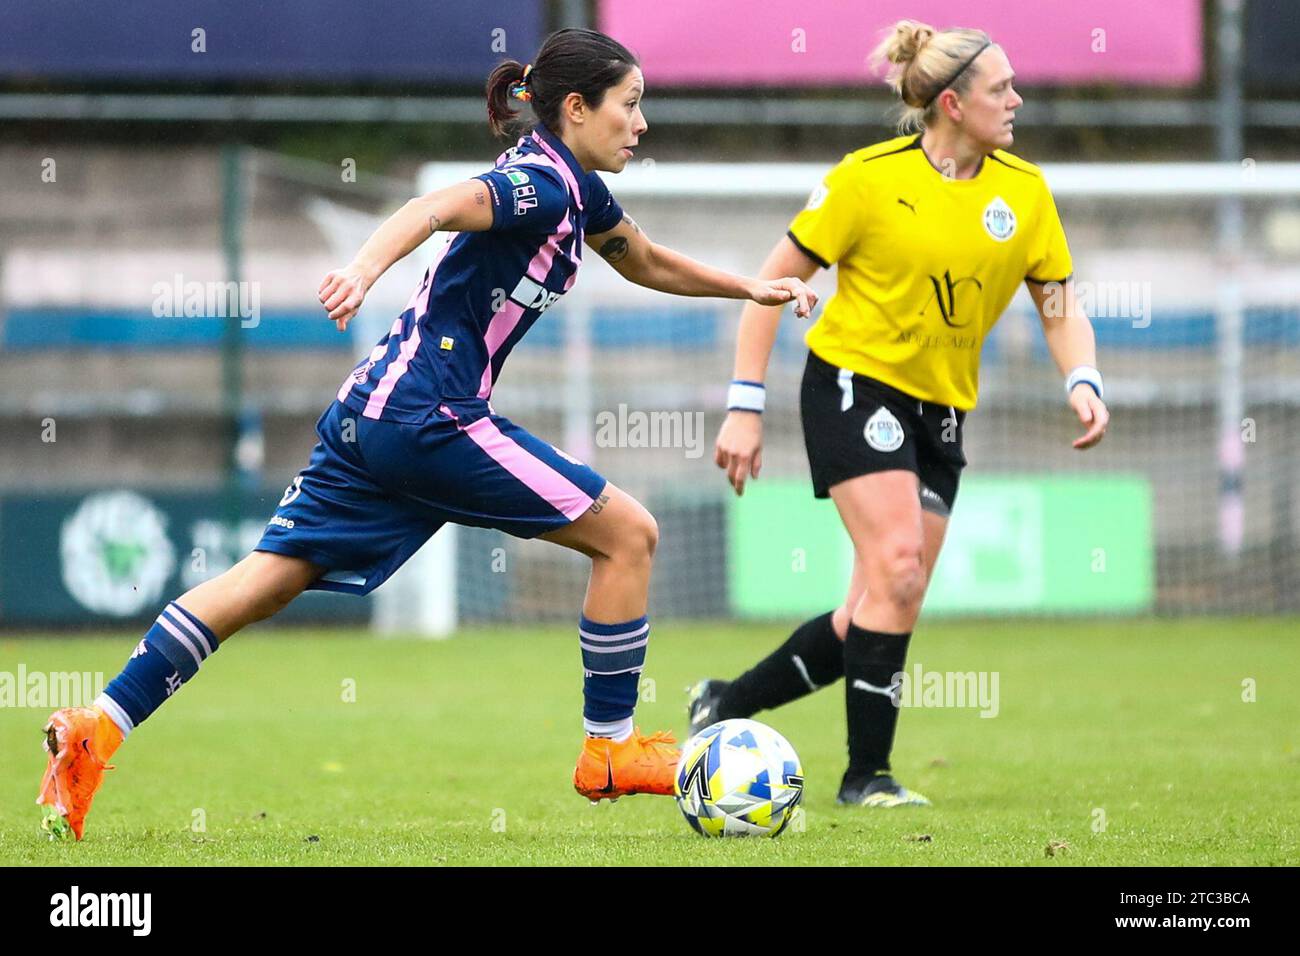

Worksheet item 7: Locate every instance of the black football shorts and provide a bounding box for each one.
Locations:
[799,349,967,517]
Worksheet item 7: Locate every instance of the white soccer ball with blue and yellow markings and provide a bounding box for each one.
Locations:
[674,718,804,838]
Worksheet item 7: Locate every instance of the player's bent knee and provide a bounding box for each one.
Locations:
[879,540,926,611]
[613,508,657,567]
[887,564,926,612]
[604,491,657,563]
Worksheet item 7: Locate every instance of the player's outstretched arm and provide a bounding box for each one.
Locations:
[1028,277,1110,450]
[318,179,496,331]
[715,236,821,496]
[587,214,818,319]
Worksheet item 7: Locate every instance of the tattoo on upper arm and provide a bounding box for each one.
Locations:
[588,493,610,515]
[595,215,639,263]
[475,190,485,206]
[429,213,443,235]
[598,237,629,263]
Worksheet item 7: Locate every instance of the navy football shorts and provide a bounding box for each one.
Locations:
[255,401,608,595]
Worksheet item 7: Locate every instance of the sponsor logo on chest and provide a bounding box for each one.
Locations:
[509,275,563,314]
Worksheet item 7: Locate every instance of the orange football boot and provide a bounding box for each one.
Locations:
[573,728,680,802]
[36,706,123,841]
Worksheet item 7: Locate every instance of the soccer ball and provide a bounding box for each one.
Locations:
[674,718,804,837]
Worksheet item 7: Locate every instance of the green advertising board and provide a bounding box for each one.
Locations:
[728,476,1153,617]
[0,489,367,626]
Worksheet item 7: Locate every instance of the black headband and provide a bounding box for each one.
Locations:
[923,41,992,108]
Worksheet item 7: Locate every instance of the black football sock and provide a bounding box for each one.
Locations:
[843,622,912,776]
[718,611,843,718]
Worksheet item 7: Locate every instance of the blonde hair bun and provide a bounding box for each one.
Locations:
[869,20,993,130]
[883,19,936,66]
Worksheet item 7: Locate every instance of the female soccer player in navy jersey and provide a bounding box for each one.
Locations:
[36,28,817,840]
[692,20,1109,808]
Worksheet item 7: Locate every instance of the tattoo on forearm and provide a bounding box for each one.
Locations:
[429,213,443,235]
[598,237,629,263]
[588,493,610,515]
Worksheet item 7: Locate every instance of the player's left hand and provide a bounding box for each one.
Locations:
[750,278,817,318]
[1069,385,1109,449]
[319,266,371,331]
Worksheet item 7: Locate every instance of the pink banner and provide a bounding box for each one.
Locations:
[599,0,1201,86]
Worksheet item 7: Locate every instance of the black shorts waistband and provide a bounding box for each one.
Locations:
[805,349,962,418]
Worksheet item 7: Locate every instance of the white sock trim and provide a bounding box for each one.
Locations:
[584,716,634,742]
[94,692,133,738]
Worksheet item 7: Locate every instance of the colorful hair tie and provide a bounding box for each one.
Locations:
[509,63,534,102]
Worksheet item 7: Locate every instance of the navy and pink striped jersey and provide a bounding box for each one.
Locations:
[336,124,624,426]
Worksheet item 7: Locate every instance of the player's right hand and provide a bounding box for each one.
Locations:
[318,266,371,331]
[714,410,764,496]
[750,277,817,319]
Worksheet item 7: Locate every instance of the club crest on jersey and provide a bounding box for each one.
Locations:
[983,196,1016,241]
[864,407,905,453]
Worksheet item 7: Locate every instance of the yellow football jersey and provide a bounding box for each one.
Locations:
[788,133,1073,410]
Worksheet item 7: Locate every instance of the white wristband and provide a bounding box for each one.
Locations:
[1066,365,1104,401]
[727,381,766,414]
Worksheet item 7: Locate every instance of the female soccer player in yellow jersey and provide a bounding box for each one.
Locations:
[689,20,1110,806]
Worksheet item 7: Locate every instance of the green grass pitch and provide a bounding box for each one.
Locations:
[1,618,1296,866]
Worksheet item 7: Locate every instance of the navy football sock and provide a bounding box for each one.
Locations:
[98,601,220,737]
[579,614,649,741]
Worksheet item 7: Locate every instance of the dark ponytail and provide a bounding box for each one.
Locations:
[484,29,639,140]
[486,58,527,139]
